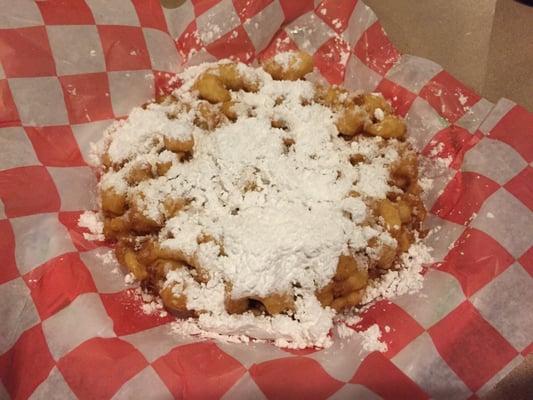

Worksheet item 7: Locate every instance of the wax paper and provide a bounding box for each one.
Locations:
[0,1,532,399]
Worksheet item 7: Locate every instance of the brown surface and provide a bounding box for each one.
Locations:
[160,0,186,7]
[365,0,533,111]
[485,355,533,400]
[363,2,533,396]
[483,0,533,111]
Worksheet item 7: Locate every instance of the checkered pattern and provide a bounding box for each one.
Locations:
[1,1,531,399]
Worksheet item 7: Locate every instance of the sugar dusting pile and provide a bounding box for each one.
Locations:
[78,211,104,241]
[84,57,433,349]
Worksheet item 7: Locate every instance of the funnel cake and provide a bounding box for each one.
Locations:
[95,52,429,348]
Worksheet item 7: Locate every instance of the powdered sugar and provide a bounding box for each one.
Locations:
[95,250,116,266]
[336,319,388,352]
[190,291,335,349]
[354,162,393,198]
[458,93,469,106]
[78,211,104,241]
[363,242,432,303]
[359,324,388,352]
[102,107,194,167]
[273,51,300,70]
[342,314,362,326]
[124,273,135,285]
[336,322,355,338]
[130,287,168,317]
[374,107,385,121]
[94,59,432,348]
[172,319,253,344]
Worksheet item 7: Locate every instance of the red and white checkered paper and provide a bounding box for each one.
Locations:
[1,1,532,399]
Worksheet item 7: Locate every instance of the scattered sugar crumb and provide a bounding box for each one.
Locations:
[426,143,452,168]
[363,242,433,303]
[436,155,453,168]
[109,267,120,275]
[343,314,362,326]
[336,323,355,338]
[331,18,342,29]
[124,273,135,285]
[141,303,156,314]
[95,250,115,265]
[172,319,253,344]
[360,324,387,352]
[374,108,385,121]
[428,142,444,157]
[78,211,105,241]
[134,287,167,317]
[273,51,298,69]
[418,176,434,192]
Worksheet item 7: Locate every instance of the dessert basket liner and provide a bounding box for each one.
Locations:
[1,1,532,399]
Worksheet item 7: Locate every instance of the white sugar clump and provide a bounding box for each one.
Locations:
[78,211,104,241]
[96,250,116,266]
[335,320,388,352]
[95,57,432,348]
[105,107,194,164]
[336,323,355,339]
[363,242,432,303]
[360,324,388,352]
[273,51,298,70]
[374,107,385,121]
[178,291,336,349]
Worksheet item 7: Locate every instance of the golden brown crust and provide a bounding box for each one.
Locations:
[262,51,313,81]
